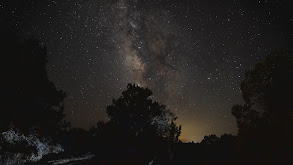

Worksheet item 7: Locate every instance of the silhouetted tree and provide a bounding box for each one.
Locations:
[231,50,293,164]
[0,30,66,138]
[201,134,220,145]
[218,134,236,145]
[107,84,181,140]
[92,84,181,164]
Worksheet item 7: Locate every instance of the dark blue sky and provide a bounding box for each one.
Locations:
[1,0,293,142]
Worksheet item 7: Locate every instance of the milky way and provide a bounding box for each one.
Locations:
[1,0,293,142]
[112,0,180,92]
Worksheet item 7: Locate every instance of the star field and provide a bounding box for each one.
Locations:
[1,0,293,142]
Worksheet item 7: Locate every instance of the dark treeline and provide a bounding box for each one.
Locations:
[0,31,292,165]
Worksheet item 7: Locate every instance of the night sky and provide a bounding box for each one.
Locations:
[1,0,293,142]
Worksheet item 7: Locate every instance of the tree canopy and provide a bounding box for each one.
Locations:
[91,83,181,164]
[232,50,293,134]
[106,84,181,141]
[231,50,293,164]
[0,31,66,137]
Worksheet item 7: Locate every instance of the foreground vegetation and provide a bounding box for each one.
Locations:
[1,32,292,165]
